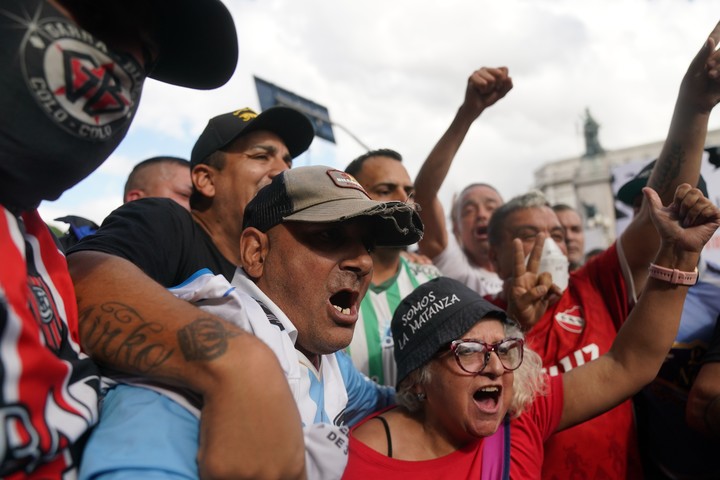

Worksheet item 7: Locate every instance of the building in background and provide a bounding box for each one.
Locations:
[534,111,720,257]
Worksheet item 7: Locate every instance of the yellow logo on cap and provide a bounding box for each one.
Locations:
[233,108,257,122]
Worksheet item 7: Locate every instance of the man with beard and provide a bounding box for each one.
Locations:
[344,149,439,386]
[77,165,424,479]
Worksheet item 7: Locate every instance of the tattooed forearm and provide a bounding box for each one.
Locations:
[78,302,174,373]
[649,142,685,196]
[177,317,242,361]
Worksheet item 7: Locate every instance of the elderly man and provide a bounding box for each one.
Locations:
[344,149,439,386]
[0,0,240,477]
[78,165,423,479]
[485,21,720,478]
[552,203,585,271]
[414,67,512,297]
[68,106,316,479]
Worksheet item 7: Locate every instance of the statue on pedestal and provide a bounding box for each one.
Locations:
[582,108,605,158]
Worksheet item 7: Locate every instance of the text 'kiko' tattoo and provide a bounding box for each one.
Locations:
[78,302,174,373]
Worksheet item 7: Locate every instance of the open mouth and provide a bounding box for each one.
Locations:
[474,225,488,238]
[473,385,501,408]
[330,290,358,316]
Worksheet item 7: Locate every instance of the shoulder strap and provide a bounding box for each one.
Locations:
[481,415,510,480]
[374,415,393,458]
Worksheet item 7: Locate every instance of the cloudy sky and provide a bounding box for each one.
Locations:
[39,0,720,228]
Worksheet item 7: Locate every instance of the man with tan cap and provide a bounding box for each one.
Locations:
[67,106,316,479]
[0,0,242,477]
[78,165,423,479]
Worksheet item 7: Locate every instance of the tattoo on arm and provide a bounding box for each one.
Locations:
[79,302,243,373]
[177,317,242,361]
[648,142,684,196]
[79,302,174,373]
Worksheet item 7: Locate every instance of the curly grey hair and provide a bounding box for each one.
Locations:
[396,320,546,418]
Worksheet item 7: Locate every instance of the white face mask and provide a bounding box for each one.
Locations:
[525,237,570,292]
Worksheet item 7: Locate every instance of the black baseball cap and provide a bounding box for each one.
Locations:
[147,0,238,89]
[392,277,515,387]
[617,159,708,207]
[242,165,424,248]
[191,107,315,166]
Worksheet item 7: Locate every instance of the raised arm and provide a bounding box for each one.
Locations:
[621,21,720,294]
[69,251,307,480]
[415,67,513,259]
[558,185,720,431]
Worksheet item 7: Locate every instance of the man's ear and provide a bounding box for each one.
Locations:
[192,164,216,199]
[240,227,269,280]
[124,189,146,204]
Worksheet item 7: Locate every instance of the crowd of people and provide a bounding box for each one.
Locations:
[3,1,720,479]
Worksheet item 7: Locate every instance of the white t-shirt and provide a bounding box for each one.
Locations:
[433,234,503,297]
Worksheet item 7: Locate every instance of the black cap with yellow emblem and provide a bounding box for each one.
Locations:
[190,107,315,166]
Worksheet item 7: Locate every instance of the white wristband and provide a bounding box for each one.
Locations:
[648,263,698,286]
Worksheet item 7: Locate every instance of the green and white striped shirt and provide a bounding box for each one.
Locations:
[347,257,440,386]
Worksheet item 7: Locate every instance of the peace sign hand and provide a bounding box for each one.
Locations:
[505,234,563,331]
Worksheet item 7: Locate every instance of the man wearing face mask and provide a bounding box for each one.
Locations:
[485,190,642,479]
[0,1,305,478]
[483,21,720,479]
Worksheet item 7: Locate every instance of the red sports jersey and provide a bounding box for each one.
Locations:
[494,244,641,479]
[0,209,100,478]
